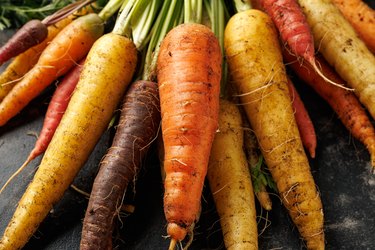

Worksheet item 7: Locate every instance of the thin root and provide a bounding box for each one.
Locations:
[311,60,353,91]
[0,156,33,194]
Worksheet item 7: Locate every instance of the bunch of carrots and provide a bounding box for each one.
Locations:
[0,0,374,249]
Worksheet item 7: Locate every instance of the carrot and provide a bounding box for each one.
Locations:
[0,0,96,66]
[224,9,324,249]
[80,80,160,250]
[259,0,347,90]
[0,3,96,102]
[0,20,48,66]
[284,50,375,169]
[297,0,375,121]
[0,5,138,249]
[0,17,73,102]
[207,99,258,250]
[0,58,85,195]
[0,13,104,126]
[286,77,317,158]
[331,0,375,53]
[156,23,222,246]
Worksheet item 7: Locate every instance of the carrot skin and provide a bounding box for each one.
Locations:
[0,6,94,101]
[225,9,324,249]
[80,80,160,250]
[0,20,68,102]
[28,58,85,161]
[284,51,375,168]
[331,0,375,53]
[0,58,85,195]
[157,23,222,242]
[286,77,317,158]
[207,99,258,250]
[260,0,315,63]
[0,13,104,126]
[0,33,137,250]
[297,0,375,120]
[0,20,48,66]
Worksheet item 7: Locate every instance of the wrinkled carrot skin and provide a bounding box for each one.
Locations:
[259,0,315,63]
[331,0,375,53]
[207,99,258,250]
[0,33,137,250]
[284,51,375,168]
[0,20,48,66]
[0,13,104,126]
[0,17,73,102]
[286,77,317,158]
[157,23,222,242]
[80,80,160,250]
[225,10,324,249]
[29,58,85,161]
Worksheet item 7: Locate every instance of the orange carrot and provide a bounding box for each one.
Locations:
[286,77,317,158]
[0,0,96,65]
[156,23,222,246]
[0,17,73,102]
[0,13,104,126]
[331,0,375,53]
[284,50,375,169]
[0,59,85,195]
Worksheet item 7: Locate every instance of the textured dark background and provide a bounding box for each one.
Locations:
[1,2,375,249]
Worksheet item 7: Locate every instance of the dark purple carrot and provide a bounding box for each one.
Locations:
[0,58,85,195]
[0,20,48,66]
[259,0,350,90]
[80,80,160,250]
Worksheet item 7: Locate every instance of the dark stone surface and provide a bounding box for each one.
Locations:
[1,7,375,249]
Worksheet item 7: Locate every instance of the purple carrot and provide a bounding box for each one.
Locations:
[80,80,161,250]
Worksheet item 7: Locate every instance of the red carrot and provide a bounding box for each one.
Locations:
[259,0,350,90]
[286,77,317,158]
[80,80,160,250]
[0,58,85,195]
[284,50,375,169]
[157,23,222,247]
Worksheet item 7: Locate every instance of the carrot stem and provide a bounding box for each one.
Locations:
[184,0,203,24]
[204,0,228,96]
[98,0,123,21]
[42,0,96,25]
[142,0,183,81]
[232,0,253,12]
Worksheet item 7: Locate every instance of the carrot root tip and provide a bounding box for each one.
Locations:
[167,222,187,243]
